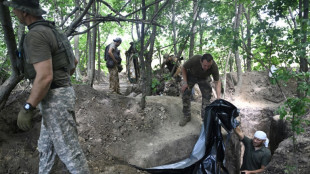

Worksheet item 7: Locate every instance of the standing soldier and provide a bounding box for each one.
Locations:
[180,53,221,126]
[3,0,90,173]
[105,37,122,94]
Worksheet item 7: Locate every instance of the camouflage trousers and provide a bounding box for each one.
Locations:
[182,77,212,119]
[108,65,120,93]
[38,86,90,174]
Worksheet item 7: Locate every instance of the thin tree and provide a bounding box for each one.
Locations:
[139,0,147,109]
[89,1,97,87]
[189,0,198,58]
[233,3,243,88]
[0,1,24,110]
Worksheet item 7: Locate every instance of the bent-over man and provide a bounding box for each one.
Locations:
[180,53,221,126]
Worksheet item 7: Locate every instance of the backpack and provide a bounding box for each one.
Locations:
[104,44,110,61]
[104,44,122,68]
[18,20,76,79]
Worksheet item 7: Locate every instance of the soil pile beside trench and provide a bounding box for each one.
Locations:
[0,71,309,174]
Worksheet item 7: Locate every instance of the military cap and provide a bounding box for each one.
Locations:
[3,0,46,16]
[113,37,122,43]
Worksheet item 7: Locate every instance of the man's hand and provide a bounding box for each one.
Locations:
[234,126,245,140]
[17,108,35,131]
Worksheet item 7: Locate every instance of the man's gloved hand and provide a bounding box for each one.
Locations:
[17,107,35,131]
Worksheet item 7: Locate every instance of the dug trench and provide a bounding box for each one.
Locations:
[0,71,309,174]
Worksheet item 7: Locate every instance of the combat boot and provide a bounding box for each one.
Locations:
[179,116,191,127]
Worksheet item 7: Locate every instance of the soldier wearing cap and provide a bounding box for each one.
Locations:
[106,37,122,94]
[3,0,90,173]
[234,127,271,173]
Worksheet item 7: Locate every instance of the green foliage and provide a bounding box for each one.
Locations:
[274,67,310,173]
[70,75,85,85]
[278,97,310,134]
[151,77,160,93]
[284,165,297,174]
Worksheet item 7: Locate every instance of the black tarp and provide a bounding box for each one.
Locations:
[135,99,239,174]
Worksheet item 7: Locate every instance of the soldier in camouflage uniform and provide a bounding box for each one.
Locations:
[161,54,182,96]
[180,54,221,126]
[4,0,90,173]
[161,54,181,77]
[107,38,122,94]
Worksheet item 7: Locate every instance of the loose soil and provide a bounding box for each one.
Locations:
[0,70,307,174]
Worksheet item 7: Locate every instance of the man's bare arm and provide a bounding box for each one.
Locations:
[214,80,221,99]
[181,66,189,93]
[242,165,266,174]
[26,58,53,107]
[234,126,245,140]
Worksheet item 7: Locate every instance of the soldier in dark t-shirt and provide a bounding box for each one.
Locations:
[234,127,271,173]
[179,53,221,126]
[4,0,90,173]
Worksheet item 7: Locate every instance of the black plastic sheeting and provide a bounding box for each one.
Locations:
[135,99,239,174]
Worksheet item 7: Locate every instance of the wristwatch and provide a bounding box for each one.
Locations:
[24,103,36,111]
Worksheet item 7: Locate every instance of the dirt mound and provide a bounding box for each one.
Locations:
[0,84,202,173]
[0,70,307,174]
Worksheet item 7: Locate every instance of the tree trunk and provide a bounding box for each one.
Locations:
[176,0,200,58]
[0,1,24,110]
[172,2,177,55]
[300,0,308,73]
[97,25,101,82]
[297,0,309,98]
[86,33,91,81]
[74,0,81,81]
[229,55,234,72]
[65,0,95,37]
[145,3,159,95]
[199,17,203,54]
[223,50,232,99]
[245,6,252,72]
[234,3,243,87]
[139,0,147,109]
[135,1,141,40]
[90,2,97,87]
[74,35,81,80]
[189,0,198,58]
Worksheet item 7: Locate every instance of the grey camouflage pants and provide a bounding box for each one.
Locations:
[182,77,212,119]
[108,65,120,93]
[38,86,90,174]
